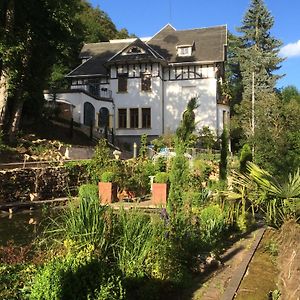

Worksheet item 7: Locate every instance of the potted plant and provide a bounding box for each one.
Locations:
[98,171,118,204]
[151,172,169,206]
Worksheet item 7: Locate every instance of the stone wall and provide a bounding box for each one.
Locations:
[0,165,89,203]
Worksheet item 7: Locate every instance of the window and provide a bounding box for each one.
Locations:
[130,108,139,128]
[142,108,151,128]
[177,46,192,57]
[141,73,151,91]
[118,109,127,128]
[118,74,128,92]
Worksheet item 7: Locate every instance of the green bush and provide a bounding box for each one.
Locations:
[78,184,98,201]
[101,171,115,182]
[239,143,252,173]
[198,204,228,249]
[0,264,37,299]
[154,172,169,183]
[122,159,156,195]
[30,246,125,300]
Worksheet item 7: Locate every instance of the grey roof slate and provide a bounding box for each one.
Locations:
[67,24,227,77]
[148,24,227,63]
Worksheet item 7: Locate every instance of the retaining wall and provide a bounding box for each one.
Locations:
[0,165,89,203]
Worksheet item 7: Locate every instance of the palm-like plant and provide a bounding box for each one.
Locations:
[247,162,300,227]
[221,170,257,230]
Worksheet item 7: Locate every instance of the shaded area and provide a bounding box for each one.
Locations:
[234,229,278,300]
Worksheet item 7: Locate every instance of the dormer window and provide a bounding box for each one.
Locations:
[177,45,193,57]
[122,46,145,55]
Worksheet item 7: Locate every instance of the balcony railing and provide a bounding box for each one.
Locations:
[88,84,112,99]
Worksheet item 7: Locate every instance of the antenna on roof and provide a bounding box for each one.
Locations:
[169,0,173,23]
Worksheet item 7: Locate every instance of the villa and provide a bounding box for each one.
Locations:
[44,24,229,145]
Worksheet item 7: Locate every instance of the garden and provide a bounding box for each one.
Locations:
[1,118,299,299]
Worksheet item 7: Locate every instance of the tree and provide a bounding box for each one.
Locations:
[281,85,300,103]
[0,0,133,142]
[230,0,284,153]
[250,92,300,177]
[219,128,229,181]
[176,97,198,148]
[0,0,84,141]
[237,0,284,99]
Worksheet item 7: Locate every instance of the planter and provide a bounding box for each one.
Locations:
[98,182,118,204]
[151,183,168,206]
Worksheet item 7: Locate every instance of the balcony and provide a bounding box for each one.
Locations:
[87,84,112,99]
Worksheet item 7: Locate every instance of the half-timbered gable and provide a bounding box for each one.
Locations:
[44,24,229,145]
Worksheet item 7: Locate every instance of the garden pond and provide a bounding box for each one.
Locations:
[0,208,62,246]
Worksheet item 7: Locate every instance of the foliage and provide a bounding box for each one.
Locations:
[78,184,98,201]
[167,144,190,215]
[30,246,125,300]
[237,0,283,99]
[198,204,228,249]
[221,169,257,230]
[139,134,148,159]
[101,171,116,183]
[248,93,300,177]
[0,263,37,299]
[113,210,155,278]
[219,128,229,181]
[52,193,114,252]
[176,97,198,147]
[88,138,112,183]
[151,133,176,152]
[198,126,216,150]
[193,159,213,182]
[281,85,300,103]
[239,143,252,173]
[248,162,300,227]
[154,172,169,184]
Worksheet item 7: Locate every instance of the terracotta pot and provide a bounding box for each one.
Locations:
[98,182,118,204]
[151,183,168,206]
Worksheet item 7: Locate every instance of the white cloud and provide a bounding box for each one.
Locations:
[280,40,300,58]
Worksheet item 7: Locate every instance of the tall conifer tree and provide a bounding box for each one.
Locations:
[238,0,283,99]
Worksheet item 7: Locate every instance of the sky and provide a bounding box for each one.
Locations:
[91,0,300,89]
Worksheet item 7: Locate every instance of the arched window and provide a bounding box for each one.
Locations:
[83,102,95,126]
[98,107,109,128]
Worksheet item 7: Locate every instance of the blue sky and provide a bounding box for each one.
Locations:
[91,0,300,89]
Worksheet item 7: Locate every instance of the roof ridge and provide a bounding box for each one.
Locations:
[176,24,227,32]
[148,23,176,42]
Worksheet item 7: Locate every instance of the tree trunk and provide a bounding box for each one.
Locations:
[7,99,24,142]
[0,0,14,133]
[0,71,9,130]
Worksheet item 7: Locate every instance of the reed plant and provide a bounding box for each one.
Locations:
[63,185,114,255]
[113,209,155,278]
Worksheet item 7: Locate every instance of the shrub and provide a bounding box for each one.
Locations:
[88,139,112,183]
[78,184,98,202]
[0,264,37,299]
[30,246,125,300]
[198,204,228,249]
[101,171,115,183]
[198,126,216,150]
[239,143,252,173]
[154,172,169,183]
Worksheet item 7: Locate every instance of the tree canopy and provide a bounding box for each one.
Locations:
[0,0,132,141]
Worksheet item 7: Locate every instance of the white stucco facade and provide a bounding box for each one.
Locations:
[45,25,229,142]
[44,91,114,127]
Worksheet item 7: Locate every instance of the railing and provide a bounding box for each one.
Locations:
[88,84,112,99]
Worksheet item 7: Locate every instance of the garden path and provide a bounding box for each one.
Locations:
[183,227,265,300]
